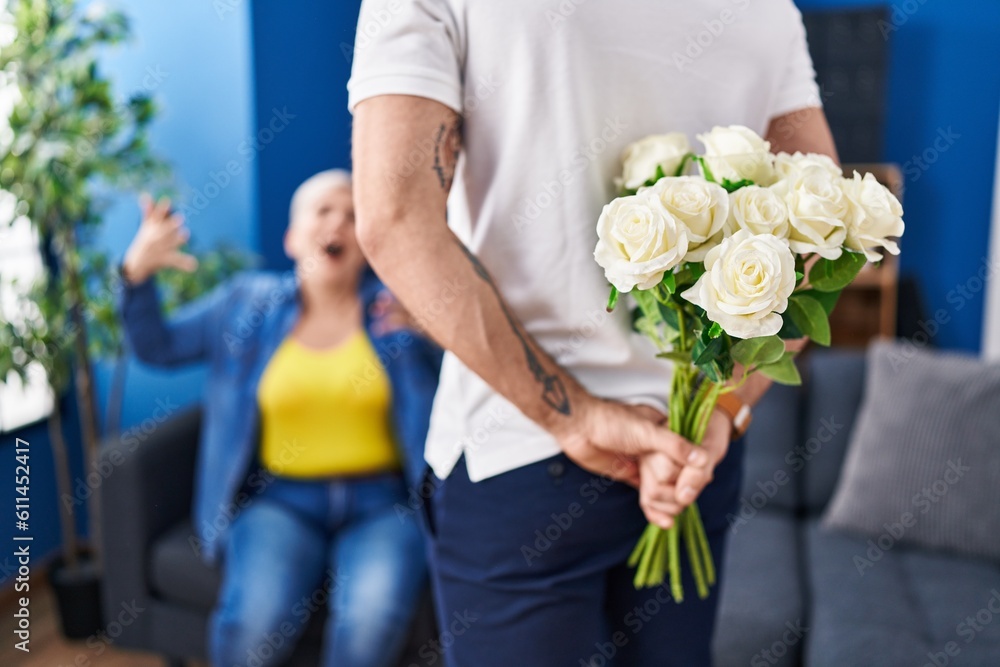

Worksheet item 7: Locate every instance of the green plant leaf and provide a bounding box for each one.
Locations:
[720,178,755,193]
[808,251,867,292]
[707,322,722,339]
[693,336,723,367]
[656,301,679,331]
[661,272,676,295]
[731,335,784,367]
[673,153,695,177]
[656,351,691,364]
[786,294,832,346]
[796,288,841,316]
[756,352,802,386]
[778,311,803,340]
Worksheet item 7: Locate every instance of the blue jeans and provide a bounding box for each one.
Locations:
[424,438,745,667]
[209,472,427,667]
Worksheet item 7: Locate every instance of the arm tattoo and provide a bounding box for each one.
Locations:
[453,238,571,416]
[433,117,463,191]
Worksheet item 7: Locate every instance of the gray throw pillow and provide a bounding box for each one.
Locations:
[823,340,1000,564]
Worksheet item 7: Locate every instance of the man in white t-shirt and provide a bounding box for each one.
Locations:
[349,1,836,664]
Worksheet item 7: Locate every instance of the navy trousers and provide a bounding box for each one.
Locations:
[422,437,745,667]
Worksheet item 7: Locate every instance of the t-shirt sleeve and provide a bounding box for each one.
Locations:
[347,0,464,114]
[769,4,823,119]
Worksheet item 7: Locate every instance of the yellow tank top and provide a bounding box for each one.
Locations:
[257,330,401,478]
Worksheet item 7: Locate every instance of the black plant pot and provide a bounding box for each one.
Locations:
[50,552,103,639]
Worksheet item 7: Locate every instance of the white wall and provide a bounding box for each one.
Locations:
[984,99,1000,359]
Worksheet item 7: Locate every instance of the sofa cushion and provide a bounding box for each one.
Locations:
[801,349,867,515]
[804,519,1000,667]
[713,511,805,667]
[824,342,1000,563]
[741,383,802,512]
[149,521,222,610]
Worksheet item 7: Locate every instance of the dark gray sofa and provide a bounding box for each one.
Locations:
[98,407,436,667]
[714,349,1000,666]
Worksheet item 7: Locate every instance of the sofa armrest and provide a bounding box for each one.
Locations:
[99,406,201,640]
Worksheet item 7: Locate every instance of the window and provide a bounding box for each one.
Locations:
[0,11,53,433]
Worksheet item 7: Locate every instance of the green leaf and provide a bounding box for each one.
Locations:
[720,178,755,193]
[656,351,692,364]
[694,156,716,183]
[607,285,619,312]
[778,311,803,340]
[673,153,695,177]
[707,322,723,339]
[809,251,867,292]
[795,271,805,283]
[796,288,840,316]
[661,272,676,295]
[786,294,832,346]
[731,335,784,367]
[642,164,667,188]
[757,352,802,386]
[693,336,723,367]
[656,301,679,331]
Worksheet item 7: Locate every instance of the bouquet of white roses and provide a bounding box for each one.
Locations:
[594,125,904,600]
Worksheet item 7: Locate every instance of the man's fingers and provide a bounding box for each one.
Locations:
[627,403,667,425]
[644,423,706,469]
[640,496,677,529]
[575,448,639,488]
[639,451,678,485]
[673,411,732,505]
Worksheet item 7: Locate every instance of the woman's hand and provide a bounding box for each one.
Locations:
[122,195,198,284]
[370,290,423,336]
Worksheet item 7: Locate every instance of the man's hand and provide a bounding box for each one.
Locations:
[555,399,709,488]
[638,408,732,528]
[122,195,198,284]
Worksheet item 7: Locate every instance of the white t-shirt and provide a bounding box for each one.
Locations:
[348,0,821,482]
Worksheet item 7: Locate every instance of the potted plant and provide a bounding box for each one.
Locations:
[0,0,248,638]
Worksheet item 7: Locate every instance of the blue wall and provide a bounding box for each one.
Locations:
[1,0,257,571]
[797,0,1000,351]
[92,0,257,428]
[251,0,361,269]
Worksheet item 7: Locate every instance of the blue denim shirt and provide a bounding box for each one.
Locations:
[120,269,442,562]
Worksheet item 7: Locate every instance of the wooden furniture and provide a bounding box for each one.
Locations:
[828,163,903,347]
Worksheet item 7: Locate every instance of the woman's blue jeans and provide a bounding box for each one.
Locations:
[209,472,427,667]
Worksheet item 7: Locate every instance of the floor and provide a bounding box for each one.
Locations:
[1,581,207,667]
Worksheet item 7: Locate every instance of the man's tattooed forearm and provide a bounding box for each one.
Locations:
[453,239,571,415]
[433,117,463,191]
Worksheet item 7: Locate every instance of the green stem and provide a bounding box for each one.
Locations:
[691,502,717,586]
[682,508,709,599]
[692,383,722,444]
[668,523,683,602]
[684,378,714,438]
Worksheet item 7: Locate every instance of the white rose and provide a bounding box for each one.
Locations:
[619,133,692,190]
[774,165,848,259]
[772,151,842,181]
[842,171,905,261]
[726,185,790,239]
[680,229,796,339]
[594,191,689,293]
[696,125,775,186]
[643,176,729,262]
